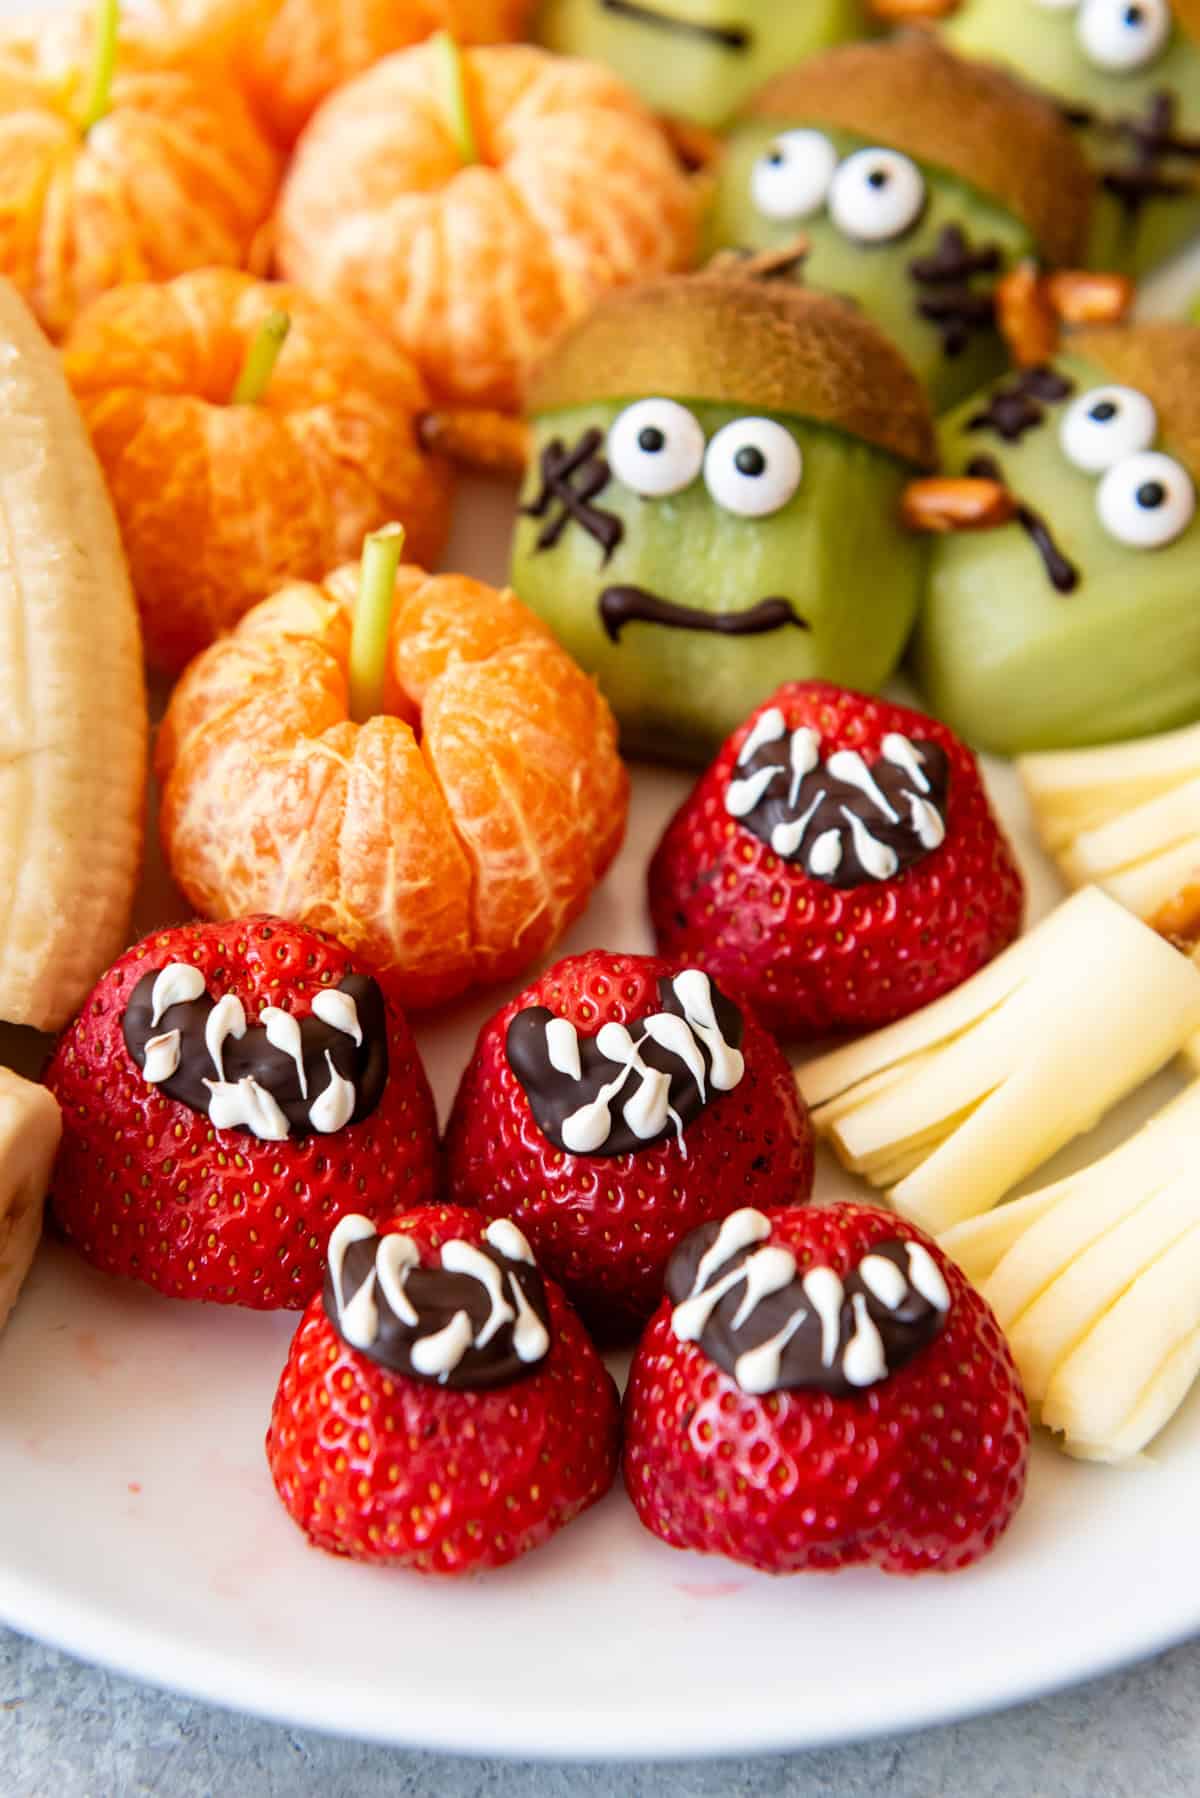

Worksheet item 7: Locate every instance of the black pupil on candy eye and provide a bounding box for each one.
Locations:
[1090,401,1119,422]
[868,168,888,189]
[638,426,666,453]
[1125,4,1144,24]
[735,446,767,476]
[768,147,784,166]
[1137,480,1167,509]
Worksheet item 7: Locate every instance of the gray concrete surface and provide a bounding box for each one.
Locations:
[1,1625,1197,1796]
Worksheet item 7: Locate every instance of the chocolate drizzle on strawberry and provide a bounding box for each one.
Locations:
[324,1214,552,1390]
[666,1210,950,1398]
[122,966,388,1141]
[505,969,745,1159]
[723,708,950,887]
[907,224,1002,359]
[521,428,624,561]
[966,366,1075,445]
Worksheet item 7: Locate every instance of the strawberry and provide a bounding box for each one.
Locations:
[648,682,1024,1039]
[443,949,814,1339]
[266,1205,621,1573]
[624,1201,1029,1576]
[44,916,438,1309]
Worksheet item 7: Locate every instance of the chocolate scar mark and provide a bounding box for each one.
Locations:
[966,454,1080,595]
[966,366,1075,446]
[598,0,751,51]
[599,586,809,643]
[907,224,1002,360]
[521,428,624,563]
[666,1210,950,1399]
[1065,91,1200,217]
[325,1214,551,1391]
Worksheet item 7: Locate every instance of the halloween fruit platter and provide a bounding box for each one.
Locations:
[6,0,1200,1763]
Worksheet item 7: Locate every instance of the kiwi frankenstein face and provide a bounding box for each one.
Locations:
[532,0,865,129]
[935,0,1200,275]
[511,276,936,765]
[708,38,1094,411]
[913,326,1200,755]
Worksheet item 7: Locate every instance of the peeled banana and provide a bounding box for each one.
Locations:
[0,1069,60,1333]
[799,888,1200,1234]
[0,277,145,1030]
[942,1083,1200,1462]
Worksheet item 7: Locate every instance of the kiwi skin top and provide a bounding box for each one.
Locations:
[525,275,939,471]
[747,34,1093,270]
[1071,322,1200,482]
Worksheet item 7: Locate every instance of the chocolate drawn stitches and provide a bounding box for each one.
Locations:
[324,1213,552,1390]
[665,1209,951,1398]
[122,966,389,1142]
[724,709,950,887]
[505,969,745,1159]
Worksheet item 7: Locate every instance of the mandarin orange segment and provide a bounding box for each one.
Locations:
[0,53,278,339]
[62,268,454,673]
[157,560,629,1009]
[276,42,698,412]
[423,640,628,980]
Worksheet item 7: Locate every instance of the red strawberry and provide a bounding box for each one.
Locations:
[624,1201,1029,1576]
[266,1204,621,1573]
[443,949,814,1339]
[649,682,1024,1039]
[45,916,438,1308]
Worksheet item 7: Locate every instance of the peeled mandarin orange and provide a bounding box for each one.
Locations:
[0,27,278,340]
[62,269,454,674]
[155,563,629,1009]
[275,41,699,411]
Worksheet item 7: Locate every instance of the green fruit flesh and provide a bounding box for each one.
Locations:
[914,353,1200,755]
[533,0,867,130]
[942,0,1200,276]
[708,123,1034,412]
[511,400,926,765]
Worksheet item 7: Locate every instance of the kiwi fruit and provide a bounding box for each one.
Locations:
[914,334,1200,753]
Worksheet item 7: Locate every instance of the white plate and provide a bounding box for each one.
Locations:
[3,36,1200,1741]
[2,469,1199,1758]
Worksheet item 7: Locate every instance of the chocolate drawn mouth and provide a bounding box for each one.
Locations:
[599,587,810,642]
[965,454,1079,595]
[598,0,751,51]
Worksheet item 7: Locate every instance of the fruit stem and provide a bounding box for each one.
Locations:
[80,0,120,134]
[349,524,406,725]
[431,31,479,166]
[232,311,292,406]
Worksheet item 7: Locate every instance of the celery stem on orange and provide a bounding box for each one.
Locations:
[232,310,292,406]
[431,31,479,166]
[80,0,120,133]
[349,524,406,725]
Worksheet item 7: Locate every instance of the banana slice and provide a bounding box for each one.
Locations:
[941,1082,1200,1462]
[800,888,1200,1233]
[0,1068,60,1333]
[0,278,145,1031]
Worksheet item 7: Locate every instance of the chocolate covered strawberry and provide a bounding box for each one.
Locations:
[267,1205,621,1573]
[624,1201,1029,1575]
[649,682,1024,1039]
[45,917,438,1308]
[443,949,813,1338]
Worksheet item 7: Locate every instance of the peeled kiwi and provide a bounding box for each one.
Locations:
[914,338,1200,753]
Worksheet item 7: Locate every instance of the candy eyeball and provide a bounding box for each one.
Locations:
[703,418,803,519]
[1060,386,1158,473]
[828,149,926,245]
[1077,0,1171,72]
[750,130,838,223]
[1096,450,1195,548]
[608,398,706,498]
